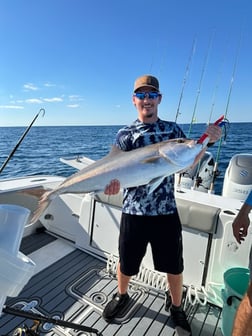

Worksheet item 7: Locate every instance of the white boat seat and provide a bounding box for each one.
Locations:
[93,191,220,234]
[176,198,220,234]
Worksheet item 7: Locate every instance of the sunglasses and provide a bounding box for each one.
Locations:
[134,92,161,100]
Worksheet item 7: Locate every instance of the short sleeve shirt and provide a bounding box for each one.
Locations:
[115,118,186,215]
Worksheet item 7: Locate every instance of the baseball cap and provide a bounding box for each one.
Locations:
[134,75,159,92]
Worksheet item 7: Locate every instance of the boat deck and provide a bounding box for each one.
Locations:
[1,231,223,336]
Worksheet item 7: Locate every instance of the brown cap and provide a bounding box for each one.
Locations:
[134,75,159,92]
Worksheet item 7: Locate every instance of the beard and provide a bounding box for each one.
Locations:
[146,112,154,118]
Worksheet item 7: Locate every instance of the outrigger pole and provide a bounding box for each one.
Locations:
[0,108,45,175]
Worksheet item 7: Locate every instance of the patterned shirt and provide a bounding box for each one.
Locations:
[115,118,186,215]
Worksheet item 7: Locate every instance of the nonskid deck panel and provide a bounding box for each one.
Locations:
[1,234,223,335]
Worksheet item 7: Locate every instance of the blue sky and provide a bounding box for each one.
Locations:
[0,0,251,126]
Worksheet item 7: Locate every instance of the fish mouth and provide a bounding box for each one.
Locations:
[187,139,197,147]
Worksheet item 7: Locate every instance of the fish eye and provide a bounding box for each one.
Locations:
[177,139,185,143]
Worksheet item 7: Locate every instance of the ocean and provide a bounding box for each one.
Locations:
[0,122,251,195]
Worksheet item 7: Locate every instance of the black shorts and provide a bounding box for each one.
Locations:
[119,212,184,276]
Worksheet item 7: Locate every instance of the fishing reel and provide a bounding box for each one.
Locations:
[12,320,40,336]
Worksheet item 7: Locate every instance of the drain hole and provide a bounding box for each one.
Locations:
[90,292,107,304]
[44,213,54,220]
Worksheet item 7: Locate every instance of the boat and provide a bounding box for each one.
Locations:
[0,146,251,336]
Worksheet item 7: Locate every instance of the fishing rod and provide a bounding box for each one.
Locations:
[2,305,101,335]
[207,58,224,125]
[0,108,45,175]
[174,38,197,190]
[190,114,225,191]
[176,34,213,191]
[187,31,215,137]
[209,32,243,193]
[190,46,226,191]
[184,31,218,192]
[175,38,197,123]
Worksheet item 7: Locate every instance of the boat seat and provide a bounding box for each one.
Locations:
[176,198,220,234]
[93,191,220,234]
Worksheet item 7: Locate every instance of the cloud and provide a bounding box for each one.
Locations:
[43,97,63,102]
[23,83,39,91]
[17,97,64,104]
[0,105,24,109]
[69,95,84,102]
[67,104,79,108]
[26,98,43,104]
[44,82,56,87]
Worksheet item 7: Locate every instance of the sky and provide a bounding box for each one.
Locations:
[0,0,251,126]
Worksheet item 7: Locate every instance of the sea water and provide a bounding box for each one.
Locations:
[0,122,251,195]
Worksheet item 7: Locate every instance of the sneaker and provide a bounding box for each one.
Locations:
[165,286,187,312]
[102,292,130,322]
[164,290,172,312]
[170,306,191,335]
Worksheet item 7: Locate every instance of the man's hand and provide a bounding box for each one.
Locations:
[205,124,222,143]
[104,179,120,195]
[232,205,251,244]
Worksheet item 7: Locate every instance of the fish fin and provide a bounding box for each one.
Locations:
[17,187,48,199]
[29,189,54,224]
[158,151,179,165]
[16,187,52,223]
[148,176,166,194]
[107,145,124,156]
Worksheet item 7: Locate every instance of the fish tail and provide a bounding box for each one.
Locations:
[30,190,53,224]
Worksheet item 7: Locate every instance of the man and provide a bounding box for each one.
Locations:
[232,190,252,336]
[102,74,222,334]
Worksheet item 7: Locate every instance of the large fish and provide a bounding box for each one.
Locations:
[31,135,210,223]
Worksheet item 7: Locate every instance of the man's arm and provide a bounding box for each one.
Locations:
[232,190,252,244]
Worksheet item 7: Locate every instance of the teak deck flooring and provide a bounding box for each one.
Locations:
[0,232,223,336]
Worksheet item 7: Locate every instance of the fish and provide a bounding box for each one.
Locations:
[30,135,209,223]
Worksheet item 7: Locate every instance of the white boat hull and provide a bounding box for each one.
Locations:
[0,152,251,335]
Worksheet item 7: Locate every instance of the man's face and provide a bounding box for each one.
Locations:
[132,86,162,123]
